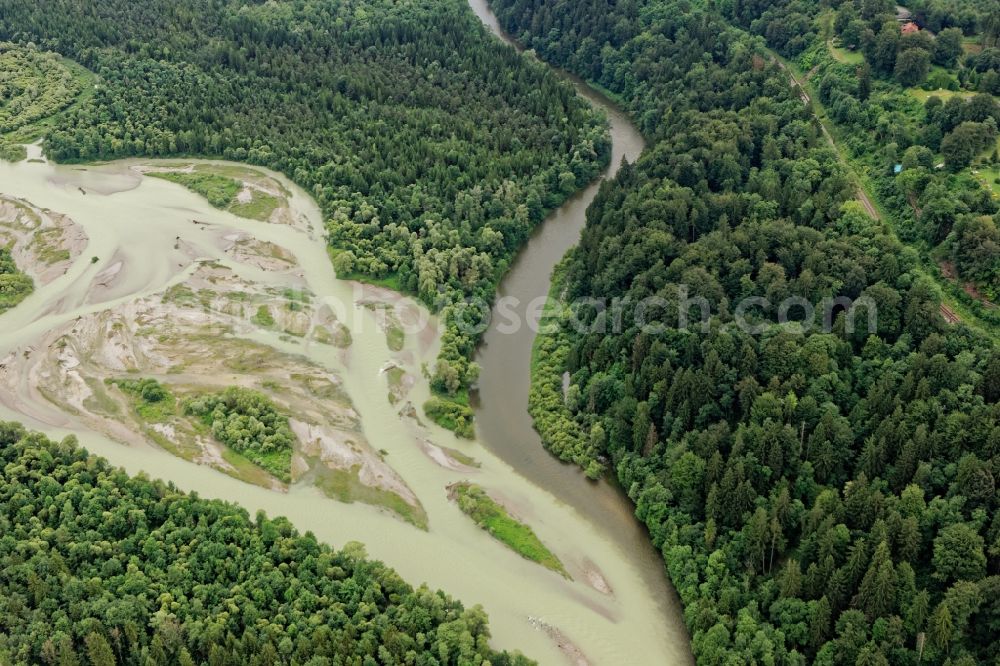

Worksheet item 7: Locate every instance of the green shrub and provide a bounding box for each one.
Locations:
[108,377,176,421]
[0,142,26,162]
[0,44,82,136]
[252,305,275,327]
[0,247,34,312]
[423,397,474,438]
[184,387,294,480]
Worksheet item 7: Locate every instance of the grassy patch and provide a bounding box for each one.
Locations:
[30,226,71,265]
[449,482,567,576]
[907,87,974,104]
[827,39,862,65]
[313,322,352,348]
[385,366,406,404]
[314,465,427,529]
[289,372,353,405]
[148,164,285,221]
[194,163,290,198]
[386,322,405,351]
[221,344,275,373]
[252,304,275,327]
[359,298,407,351]
[83,377,121,416]
[443,386,470,407]
[215,446,284,488]
[228,190,280,221]
[961,35,983,55]
[163,283,198,306]
[423,396,474,438]
[148,171,241,208]
[974,165,1000,198]
[107,377,177,422]
[441,446,480,468]
[282,288,310,307]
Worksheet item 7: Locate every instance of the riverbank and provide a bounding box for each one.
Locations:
[466,0,694,663]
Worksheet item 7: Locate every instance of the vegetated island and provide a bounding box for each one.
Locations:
[113,381,293,481]
[449,481,569,578]
[144,163,291,224]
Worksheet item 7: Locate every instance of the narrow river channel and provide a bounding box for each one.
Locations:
[0,5,693,663]
[467,0,693,662]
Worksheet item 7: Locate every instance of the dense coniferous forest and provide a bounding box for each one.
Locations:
[0,422,531,666]
[494,0,1000,663]
[0,0,609,412]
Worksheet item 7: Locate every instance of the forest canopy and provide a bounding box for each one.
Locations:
[733,0,1000,304]
[0,42,81,135]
